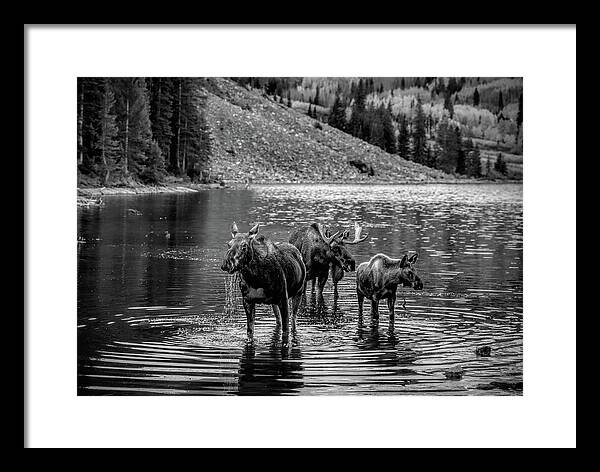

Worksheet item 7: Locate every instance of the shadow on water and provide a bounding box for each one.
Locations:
[237,326,304,395]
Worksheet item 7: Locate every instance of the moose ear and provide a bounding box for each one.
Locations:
[408,253,419,264]
[231,221,239,238]
[249,223,260,236]
[400,254,409,268]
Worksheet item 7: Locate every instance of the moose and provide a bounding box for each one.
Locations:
[356,253,423,321]
[221,222,306,344]
[289,222,369,302]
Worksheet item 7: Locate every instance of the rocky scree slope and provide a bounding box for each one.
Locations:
[201,78,452,183]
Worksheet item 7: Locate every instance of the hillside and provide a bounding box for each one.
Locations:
[201,78,452,183]
[243,77,523,157]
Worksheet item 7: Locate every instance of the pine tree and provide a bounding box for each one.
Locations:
[397,114,410,159]
[517,92,523,127]
[427,112,434,137]
[426,144,437,168]
[141,140,166,184]
[266,78,277,96]
[112,78,153,176]
[368,105,385,149]
[495,152,507,175]
[516,92,523,145]
[314,85,320,106]
[349,79,366,139]
[328,94,346,130]
[179,78,209,175]
[382,103,396,154]
[97,81,120,184]
[498,90,504,113]
[455,127,466,174]
[79,78,106,175]
[444,92,454,118]
[435,116,459,173]
[287,91,292,108]
[436,78,446,96]
[169,78,185,174]
[466,145,482,177]
[447,77,459,95]
[411,96,427,163]
[367,78,375,94]
[473,87,480,107]
[77,79,85,168]
[147,78,174,167]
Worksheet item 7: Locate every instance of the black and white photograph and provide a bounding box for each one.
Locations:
[25,25,576,448]
[76,76,524,396]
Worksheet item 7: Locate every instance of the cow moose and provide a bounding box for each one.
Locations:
[289,222,369,302]
[356,253,423,321]
[221,222,306,344]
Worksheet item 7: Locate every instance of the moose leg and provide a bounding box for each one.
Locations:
[357,291,365,318]
[291,294,302,333]
[317,274,327,304]
[387,295,396,322]
[301,278,310,307]
[279,297,290,346]
[371,299,380,319]
[332,284,339,316]
[243,299,256,340]
[272,304,282,327]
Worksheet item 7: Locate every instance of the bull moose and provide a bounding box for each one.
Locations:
[221,222,306,344]
[356,253,423,321]
[289,222,369,302]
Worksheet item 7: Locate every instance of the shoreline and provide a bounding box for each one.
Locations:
[78,178,522,198]
[77,183,226,197]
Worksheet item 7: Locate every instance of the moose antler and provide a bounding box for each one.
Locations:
[248,223,260,236]
[316,223,340,245]
[343,222,369,245]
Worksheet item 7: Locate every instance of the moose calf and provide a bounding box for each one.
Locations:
[356,253,423,320]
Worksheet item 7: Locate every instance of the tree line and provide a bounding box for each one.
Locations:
[77,78,210,185]
[329,78,484,177]
[234,77,521,178]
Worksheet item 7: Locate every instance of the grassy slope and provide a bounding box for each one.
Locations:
[202,78,453,184]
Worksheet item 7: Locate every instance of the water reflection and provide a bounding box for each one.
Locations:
[238,326,304,395]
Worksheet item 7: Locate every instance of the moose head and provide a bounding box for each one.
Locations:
[398,253,423,290]
[220,221,260,274]
[317,222,369,272]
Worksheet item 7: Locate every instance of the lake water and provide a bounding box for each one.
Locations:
[77,184,523,395]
